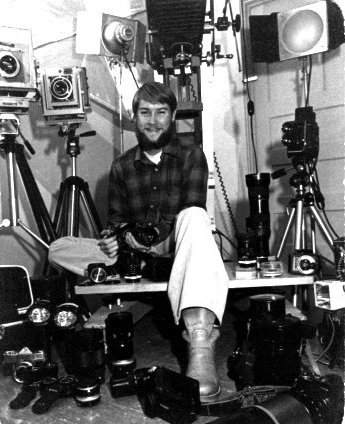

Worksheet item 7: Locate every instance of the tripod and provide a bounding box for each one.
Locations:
[0,114,56,248]
[276,165,334,261]
[53,124,103,237]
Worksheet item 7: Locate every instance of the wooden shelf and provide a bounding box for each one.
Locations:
[75,262,314,295]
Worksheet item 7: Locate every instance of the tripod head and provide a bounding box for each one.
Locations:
[57,123,96,176]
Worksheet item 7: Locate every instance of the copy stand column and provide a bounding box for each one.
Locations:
[53,124,103,237]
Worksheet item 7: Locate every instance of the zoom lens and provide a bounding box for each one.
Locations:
[245,173,271,259]
[50,76,73,100]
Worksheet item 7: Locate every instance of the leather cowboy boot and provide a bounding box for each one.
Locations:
[182,307,220,402]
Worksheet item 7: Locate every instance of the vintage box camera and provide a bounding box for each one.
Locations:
[39,66,90,125]
[0,26,38,113]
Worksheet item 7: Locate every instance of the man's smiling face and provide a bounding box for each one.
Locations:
[134,100,176,151]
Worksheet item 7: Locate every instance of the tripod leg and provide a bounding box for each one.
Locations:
[79,181,103,237]
[276,207,296,260]
[309,205,334,249]
[15,144,57,244]
[53,181,66,235]
[6,147,19,225]
[63,177,81,237]
[294,199,304,251]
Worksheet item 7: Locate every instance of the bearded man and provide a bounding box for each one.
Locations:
[49,81,229,402]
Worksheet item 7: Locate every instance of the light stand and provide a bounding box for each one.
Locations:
[0,114,56,249]
[53,123,103,237]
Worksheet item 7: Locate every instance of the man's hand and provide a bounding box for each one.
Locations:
[98,229,119,258]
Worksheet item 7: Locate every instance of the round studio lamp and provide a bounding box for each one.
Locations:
[101,20,134,55]
[27,300,53,327]
[53,302,79,330]
[281,10,324,55]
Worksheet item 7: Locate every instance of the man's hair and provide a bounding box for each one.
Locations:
[132,82,177,116]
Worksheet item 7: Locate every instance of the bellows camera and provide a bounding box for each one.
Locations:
[39,66,90,125]
[0,26,38,113]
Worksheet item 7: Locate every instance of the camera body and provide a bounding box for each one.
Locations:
[135,366,201,423]
[281,106,319,161]
[289,249,320,275]
[0,26,38,113]
[39,66,90,125]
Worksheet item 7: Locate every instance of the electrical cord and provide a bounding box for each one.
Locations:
[213,152,239,236]
[122,51,140,90]
[313,168,340,239]
[315,312,336,362]
[240,18,258,174]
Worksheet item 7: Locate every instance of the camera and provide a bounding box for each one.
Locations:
[135,366,201,423]
[228,294,315,390]
[14,360,59,386]
[289,249,320,275]
[0,26,38,113]
[281,106,319,161]
[39,66,90,125]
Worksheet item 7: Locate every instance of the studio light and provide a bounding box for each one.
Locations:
[53,302,79,330]
[249,0,345,63]
[26,299,53,327]
[76,12,146,64]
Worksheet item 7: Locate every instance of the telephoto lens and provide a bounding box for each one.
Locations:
[245,173,271,260]
[74,376,101,407]
[68,328,105,383]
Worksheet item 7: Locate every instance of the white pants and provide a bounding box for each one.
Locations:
[48,207,229,324]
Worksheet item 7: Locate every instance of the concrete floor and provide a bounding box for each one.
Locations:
[0,293,343,424]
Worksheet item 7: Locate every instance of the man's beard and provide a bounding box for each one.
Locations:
[136,123,174,151]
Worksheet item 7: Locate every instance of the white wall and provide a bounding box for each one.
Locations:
[0,0,247,275]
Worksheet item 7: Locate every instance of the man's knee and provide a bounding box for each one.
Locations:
[176,206,210,227]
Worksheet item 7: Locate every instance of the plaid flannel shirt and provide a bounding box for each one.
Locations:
[107,138,208,243]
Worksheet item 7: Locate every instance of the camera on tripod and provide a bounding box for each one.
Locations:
[0,26,38,114]
[39,66,90,125]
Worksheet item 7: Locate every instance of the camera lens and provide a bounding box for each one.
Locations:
[69,329,105,383]
[0,53,20,78]
[105,312,134,370]
[245,173,271,259]
[75,376,101,407]
[245,173,270,215]
[50,76,73,100]
[236,232,257,267]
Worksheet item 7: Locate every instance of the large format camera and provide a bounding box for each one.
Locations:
[0,26,38,113]
[39,66,90,125]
